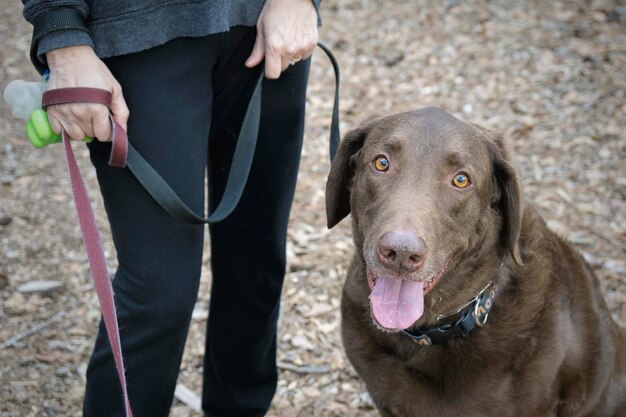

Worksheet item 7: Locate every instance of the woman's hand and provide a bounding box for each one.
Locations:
[245,0,318,79]
[45,45,129,141]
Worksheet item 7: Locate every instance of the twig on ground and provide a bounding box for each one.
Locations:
[277,361,331,374]
[0,310,66,350]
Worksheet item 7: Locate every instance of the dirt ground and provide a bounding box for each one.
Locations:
[1,1,624,416]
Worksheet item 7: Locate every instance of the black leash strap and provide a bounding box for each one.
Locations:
[125,42,340,224]
[317,42,340,161]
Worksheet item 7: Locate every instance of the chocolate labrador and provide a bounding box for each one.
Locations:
[326,108,626,417]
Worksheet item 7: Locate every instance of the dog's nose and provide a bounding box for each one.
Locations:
[377,231,426,273]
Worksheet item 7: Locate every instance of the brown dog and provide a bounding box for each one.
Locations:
[326,108,626,417]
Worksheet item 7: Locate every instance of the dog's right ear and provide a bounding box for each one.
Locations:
[325,119,377,228]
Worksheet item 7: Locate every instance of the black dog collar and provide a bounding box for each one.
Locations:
[401,281,499,346]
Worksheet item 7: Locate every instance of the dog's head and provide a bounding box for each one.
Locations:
[326,107,523,332]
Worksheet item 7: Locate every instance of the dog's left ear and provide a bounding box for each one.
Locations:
[326,118,379,228]
[484,132,524,266]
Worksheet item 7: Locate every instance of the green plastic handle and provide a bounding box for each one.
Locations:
[26,109,93,148]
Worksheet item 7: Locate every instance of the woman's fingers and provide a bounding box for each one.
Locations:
[64,124,88,141]
[48,113,63,136]
[92,110,113,142]
[302,43,317,61]
[265,46,284,79]
[249,0,318,79]
[49,110,87,141]
[48,102,111,140]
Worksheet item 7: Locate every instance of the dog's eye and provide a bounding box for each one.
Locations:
[452,172,471,188]
[373,156,390,172]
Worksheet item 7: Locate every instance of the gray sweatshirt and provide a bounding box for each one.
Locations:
[22,0,321,72]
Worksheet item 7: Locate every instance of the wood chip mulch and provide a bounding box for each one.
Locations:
[1,1,624,416]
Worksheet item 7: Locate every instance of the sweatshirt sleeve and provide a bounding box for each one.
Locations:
[22,1,93,74]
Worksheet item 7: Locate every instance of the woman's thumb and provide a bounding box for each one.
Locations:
[110,84,129,131]
[245,33,265,68]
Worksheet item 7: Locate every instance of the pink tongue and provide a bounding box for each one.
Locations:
[370,276,424,330]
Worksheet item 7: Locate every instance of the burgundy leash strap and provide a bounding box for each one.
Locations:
[42,87,112,107]
[43,88,134,417]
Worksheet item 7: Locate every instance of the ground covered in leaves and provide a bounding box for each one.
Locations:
[1,1,625,416]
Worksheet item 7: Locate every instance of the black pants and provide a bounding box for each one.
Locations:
[84,27,309,417]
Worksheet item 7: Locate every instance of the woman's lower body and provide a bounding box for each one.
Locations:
[84,26,310,417]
